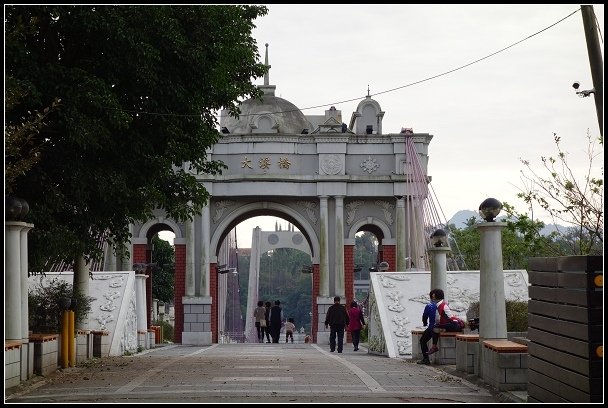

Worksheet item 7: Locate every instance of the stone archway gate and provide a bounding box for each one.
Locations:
[128,130,434,345]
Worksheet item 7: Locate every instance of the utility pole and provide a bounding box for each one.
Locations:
[581,5,604,137]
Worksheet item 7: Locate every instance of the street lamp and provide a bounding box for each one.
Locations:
[430,229,448,247]
[479,198,502,222]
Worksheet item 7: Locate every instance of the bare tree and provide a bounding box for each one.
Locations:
[516,131,603,255]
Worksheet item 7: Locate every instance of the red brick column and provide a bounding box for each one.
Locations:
[382,245,396,271]
[312,264,319,343]
[210,263,218,343]
[145,245,153,328]
[344,245,355,343]
[173,244,186,344]
[344,245,355,303]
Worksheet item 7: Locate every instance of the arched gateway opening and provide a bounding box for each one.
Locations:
[128,46,435,345]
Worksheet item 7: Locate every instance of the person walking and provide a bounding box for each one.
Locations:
[285,317,295,343]
[253,300,267,343]
[417,289,438,365]
[324,296,349,353]
[269,300,283,343]
[347,300,365,351]
[263,301,272,343]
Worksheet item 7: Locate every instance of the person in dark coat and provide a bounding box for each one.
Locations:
[269,300,283,343]
[324,296,349,353]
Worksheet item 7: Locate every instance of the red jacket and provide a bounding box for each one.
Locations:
[347,306,365,331]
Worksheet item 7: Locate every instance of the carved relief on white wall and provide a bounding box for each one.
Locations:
[92,274,126,330]
[96,313,114,330]
[320,154,342,175]
[369,270,530,358]
[374,200,394,225]
[386,290,405,312]
[121,289,137,353]
[360,156,380,174]
[345,201,364,225]
[297,201,318,225]
[213,200,235,223]
[392,315,410,337]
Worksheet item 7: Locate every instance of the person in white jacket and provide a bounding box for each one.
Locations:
[284,317,296,343]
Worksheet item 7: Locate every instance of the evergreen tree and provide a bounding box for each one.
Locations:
[5,5,269,272]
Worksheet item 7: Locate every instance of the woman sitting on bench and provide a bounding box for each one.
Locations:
[427,289,462,355]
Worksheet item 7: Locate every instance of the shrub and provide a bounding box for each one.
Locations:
[154,319,174,343]
[360,322,369,343]
[466,300,528,332]
[28,277,94,334]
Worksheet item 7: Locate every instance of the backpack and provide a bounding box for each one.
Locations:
[438,302,466,330]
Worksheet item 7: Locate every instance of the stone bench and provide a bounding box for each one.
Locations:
[456,334,480,374]
[76,330,93,363]
[411,328,463,364]
[91,330,111,358]
[29,334,59,376]
[5,341,22,389]
[481,340,528,391]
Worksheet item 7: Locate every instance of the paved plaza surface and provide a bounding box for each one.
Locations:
[5,343,519,404]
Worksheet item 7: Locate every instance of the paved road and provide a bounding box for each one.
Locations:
[5,343,508,404]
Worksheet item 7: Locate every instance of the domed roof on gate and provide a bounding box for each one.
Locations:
[220,43,311,135]
[222,95,310,135]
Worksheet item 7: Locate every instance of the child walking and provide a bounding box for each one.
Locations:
[285,317,296,343]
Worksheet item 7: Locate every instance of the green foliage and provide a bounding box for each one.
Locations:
[28,277,94,333]
[5,5,269,272]
[505,300,529,332]
[240,248,313,334]
[360,323,369,343]
[447,210,562,270]
[151,235,175,303]
[466,300,528,332]
[154,320,174,343]
[354,232,378,281]
[447,217,481,270]
[516,131,603,255]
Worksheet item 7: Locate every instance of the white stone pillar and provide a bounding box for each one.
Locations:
[124,224,134,271]
[200,204,211,297]
[135,272,148,348]
[428,247,450,303]
[106,243,117,271]
[245,227,262,342]
[319,196,330,297]
[73,256,90,330]
[185,216,195,297]
[19,223,34,342]
[6,222,25,342]
[152,298,158,322]
[476,221,508,340]
[395,196,407,271]
[334,195,345,298]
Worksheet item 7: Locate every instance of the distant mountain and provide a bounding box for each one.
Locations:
[447,210,479,228]
[447,210,565,236]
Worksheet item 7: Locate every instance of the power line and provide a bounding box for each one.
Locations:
[102,8,582,119]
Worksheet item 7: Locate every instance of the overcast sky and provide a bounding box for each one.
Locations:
[165,5,604,248]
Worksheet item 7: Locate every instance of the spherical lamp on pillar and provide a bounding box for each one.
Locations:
[430,228,448,247]
[6,195,23,221]
[428,229,450,300]
[475,198,508,342]
[478,198,502,222]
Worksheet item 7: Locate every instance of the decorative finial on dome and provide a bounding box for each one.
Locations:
[367,84,370,97]
[264,43,270,86]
